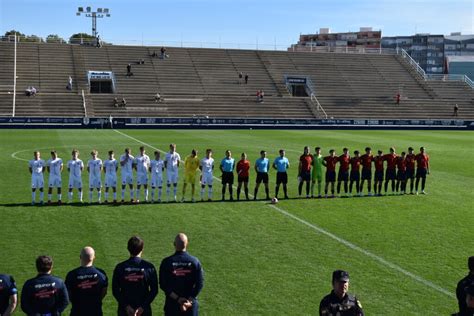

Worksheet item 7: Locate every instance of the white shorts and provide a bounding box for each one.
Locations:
[121,172,133,185]
[89,176,102,189]
[31,175,44,189]
[166,170,179,184]
[105,175,117,188]
[151,175,163,188]
[136,173,148,186]
[48,175,62,188]
[69,176,82,189]
[201,172,214,186]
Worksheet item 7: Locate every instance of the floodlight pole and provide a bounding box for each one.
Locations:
[92,12,97,37]
[12,34,17,117]
[76,7,111,39]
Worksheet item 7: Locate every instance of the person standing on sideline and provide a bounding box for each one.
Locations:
[319,270,364,316]
[29,151,46,205]
[112,236,158,316]
[254,150,270,200]
[0,273,18,316]
[159,233,204,316]
[165,144,181,202]
[311,147,324,198]
[220,150,235,201]
[236,153,250,201]
[199,149,214,202]
[298,146,313,198]
[65,247,108,316]
[456,257,474,315]
[272,149,289,199]
[21,256,69,315]
[415,146,430,195]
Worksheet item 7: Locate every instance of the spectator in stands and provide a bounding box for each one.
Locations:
[256,90,261,103]
[151,50,158,58]
[113,97,119,108]
[96,35,101,48]
[454,104,459,117]
[25,86,38,97]
[66,76,73,91]
[245,73,249,84]
[238,72,243,84]
[395,92,401,105]
[137,59,145,65]
[126,64,133,77]
[160,47,169,59]
[260,90,265,103]
[154,93,162,103]
[25,86,32,96]
[121,98,127,108]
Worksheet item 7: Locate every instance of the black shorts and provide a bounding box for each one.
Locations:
[222,172,234,185]
[256,172,269,184]
[326,170,336,182]
[299,171,311,182]
[406,169,415,179]
[350,171,360,181]
[276,172,288,185]
[338,170,349,181]
[397,170,406,181]
[416,168,427,178]
[386,169,396,180]
[238,175,249,183]
[361,169,372,180]
[374,170,384,181]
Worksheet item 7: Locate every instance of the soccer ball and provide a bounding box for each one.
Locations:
[271,197,278,204]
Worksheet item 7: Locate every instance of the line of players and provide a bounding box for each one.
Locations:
[27,144,430,205]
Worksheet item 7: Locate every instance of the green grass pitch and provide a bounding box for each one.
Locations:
[0,129,473,315]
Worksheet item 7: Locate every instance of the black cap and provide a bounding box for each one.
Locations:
[332,270,350,282]
[466,283,474,296]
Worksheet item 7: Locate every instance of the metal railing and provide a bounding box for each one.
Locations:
[397,48,474,89]
[289,45,397,55]
[82,89,87,117]
[311,93,328,119]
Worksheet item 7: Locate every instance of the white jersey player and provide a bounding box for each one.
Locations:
[134,146,150,203]
[120,148,135,203]
[164,143,181,202]
[87,150,103,203]
[103,150,118,203]
[200,148,215,201]
[67,149,84,203]
[28,151,46,205]
[47,150,63,204]
[149,151,165,203]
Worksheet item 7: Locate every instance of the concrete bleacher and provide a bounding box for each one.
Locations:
[0,41,473,119]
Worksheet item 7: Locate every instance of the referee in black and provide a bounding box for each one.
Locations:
[65,246,108,316]
[159,233,204,316]
[112,236,159,316]
[21,255,69,315]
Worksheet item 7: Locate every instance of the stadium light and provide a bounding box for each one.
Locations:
[76,6,111,38]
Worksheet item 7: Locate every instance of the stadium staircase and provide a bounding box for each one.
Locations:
[1,41,473,119]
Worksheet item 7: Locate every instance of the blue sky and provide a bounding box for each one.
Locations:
[0,0,473,48]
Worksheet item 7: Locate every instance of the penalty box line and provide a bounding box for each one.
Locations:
[267,204,455,299]
[113,129,255,198]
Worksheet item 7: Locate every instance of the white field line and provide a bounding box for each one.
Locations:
[268,204,455,298]
[113,129,254,198]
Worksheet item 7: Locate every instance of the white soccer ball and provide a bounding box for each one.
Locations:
[271,197,279,204]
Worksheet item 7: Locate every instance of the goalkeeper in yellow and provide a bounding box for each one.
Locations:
[182,149,200,202]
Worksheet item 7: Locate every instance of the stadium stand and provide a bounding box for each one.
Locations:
[0,41,473,119]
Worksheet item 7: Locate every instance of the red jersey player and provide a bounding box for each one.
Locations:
[405,147,416,194]
[349,150,362,196]
[323,149,338,198]
[298,146,313,198]
[383,147,398,194]
[373,150,384,196]
[337,148,351,197]
[360,147,374,196]
[236,153,250,200]
[415,147,430,194]
[396,151,407,194]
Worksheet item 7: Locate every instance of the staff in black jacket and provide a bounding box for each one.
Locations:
[159,233,204,316]
[0,273,18,316]
[112,236,158,316]
[21,255,69,316]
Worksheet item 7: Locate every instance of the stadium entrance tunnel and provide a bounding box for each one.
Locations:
[88,71,116,93]
[284,75,311,97]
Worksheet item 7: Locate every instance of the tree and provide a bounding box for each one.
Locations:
[3,30,43,42]
[46,34,66,43]
[69,33,96,45]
